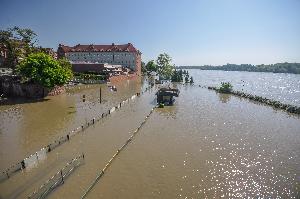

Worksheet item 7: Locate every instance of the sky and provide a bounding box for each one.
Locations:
[1,0,300,65]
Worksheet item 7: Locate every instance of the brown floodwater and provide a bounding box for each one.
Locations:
[0,78,143,171]
[0,79,299,198]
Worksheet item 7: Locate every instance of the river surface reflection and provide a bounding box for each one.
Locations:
[0,73,299,198]
[189,70,300,106]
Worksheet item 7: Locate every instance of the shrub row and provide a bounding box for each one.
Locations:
[206,86,300,115]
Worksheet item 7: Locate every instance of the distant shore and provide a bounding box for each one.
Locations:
[179,62,300,74]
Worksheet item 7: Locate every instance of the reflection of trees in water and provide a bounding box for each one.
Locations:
[218,93,231,103]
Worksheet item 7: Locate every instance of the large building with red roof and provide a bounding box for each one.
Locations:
[57,43,141,75]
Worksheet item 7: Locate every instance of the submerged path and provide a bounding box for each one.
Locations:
[0,85,156,199]
[81,106,156,198]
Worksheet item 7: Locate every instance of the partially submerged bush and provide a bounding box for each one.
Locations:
[218,82,233,93]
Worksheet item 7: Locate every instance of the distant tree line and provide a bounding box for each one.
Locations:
[178,63,300,74]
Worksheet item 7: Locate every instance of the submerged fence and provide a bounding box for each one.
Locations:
[28,154,85,199]
[81,106,156,198]
[0,84,154,183]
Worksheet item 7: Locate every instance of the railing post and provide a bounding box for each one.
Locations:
[61,170,64,184]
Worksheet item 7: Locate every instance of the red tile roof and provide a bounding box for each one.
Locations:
[58,43,140,53]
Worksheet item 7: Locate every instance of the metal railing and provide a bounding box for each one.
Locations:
[28,154,85,199]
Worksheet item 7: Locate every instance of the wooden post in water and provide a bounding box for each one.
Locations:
[99,87,102,103]
[61,170,64,184]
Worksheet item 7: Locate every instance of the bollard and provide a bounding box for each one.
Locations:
[60,170,64,184]
[21,160,25,169]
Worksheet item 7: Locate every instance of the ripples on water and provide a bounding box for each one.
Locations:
[189,70,300,106]
[0,76,299,198]
[132,85,300,199]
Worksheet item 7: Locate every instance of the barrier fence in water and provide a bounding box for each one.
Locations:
[27,154,85,199]
[81,106,156,199]
[0,84,154,183]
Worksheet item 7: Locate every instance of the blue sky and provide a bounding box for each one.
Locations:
[1,0,300,65]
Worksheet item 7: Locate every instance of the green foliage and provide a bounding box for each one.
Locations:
[158,103,164,108]
[179,62,300,74]
[145,60,157,72]
[185,75,189,83]
[219,82,233,93]
[141,61,147,74]
[17,52,73,88]
[58,58,73,79]
[171,69,183,82]
[0,26,37,69]
[190,76,194,84]
[74,72,106,81]
[156,53,174,79]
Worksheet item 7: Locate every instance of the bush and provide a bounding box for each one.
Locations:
[74,72,106,81]
[219,82,233,93]
[17,52,73,88]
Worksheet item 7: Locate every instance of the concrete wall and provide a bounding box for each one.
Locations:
[0,76,64,98]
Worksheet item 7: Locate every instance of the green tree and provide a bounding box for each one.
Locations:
[17,52,73,88]
[0,26,37,69]
[57,57,73,79]
[171,69,187,82]
[185,75,189,83]
[141,61,146,74]
[190,76,194,84]
[145,60,157,72]
[156,53,174,79]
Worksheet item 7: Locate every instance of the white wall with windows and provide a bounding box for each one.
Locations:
[65,52,136,70]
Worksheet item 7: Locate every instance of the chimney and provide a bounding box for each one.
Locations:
[112,43,115,46]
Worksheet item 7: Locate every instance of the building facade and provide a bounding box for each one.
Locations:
[57,43,141,75]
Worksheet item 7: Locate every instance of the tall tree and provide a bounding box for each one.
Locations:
[0,26,37,69]
[145,60,157,72]
[156,53,174,79]
[141,61,146,74]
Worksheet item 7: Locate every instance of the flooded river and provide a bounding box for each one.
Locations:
[189,70,300,106]
[0,71,299,198]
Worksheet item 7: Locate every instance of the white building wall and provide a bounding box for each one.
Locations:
[65,52,136,70]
